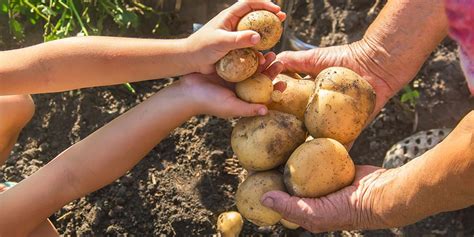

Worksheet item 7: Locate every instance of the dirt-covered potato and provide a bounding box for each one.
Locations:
[231,111,306,171]
[235,73,273,104]
[236,171,286,226]
[237,10,283,50]
[280,219,300,229]
[268,74,315,120]
[216,48,258,82]
[284,138,355,198]
[305,67,376,144]
[217,211,244,237]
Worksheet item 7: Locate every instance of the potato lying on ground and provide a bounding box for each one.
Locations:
[284,138,355,198]
[268,74,315,120]
[280,219,300,229]
[216,48,258,82]
[237,10,283,50]
[236,73,273,104]
[231,111,306,171]
[305,67,376,144]
[217,211,243,237]
[236,171,286,226]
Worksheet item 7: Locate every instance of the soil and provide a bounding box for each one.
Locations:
[1,0,473,236]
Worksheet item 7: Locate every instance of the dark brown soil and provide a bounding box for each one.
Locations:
[1,0,473,236]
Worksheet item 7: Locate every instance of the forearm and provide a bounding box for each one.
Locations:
[0,84,196,236]
[373,111,474,228]
[0,36,193,95]
[356,0,448,96]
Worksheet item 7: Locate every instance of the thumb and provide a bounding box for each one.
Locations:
[222,30,261,50]
[261,191,314,227]
[277,49,324,76]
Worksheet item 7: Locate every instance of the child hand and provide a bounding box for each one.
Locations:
[176,52,283,118]
[185,1,286,74]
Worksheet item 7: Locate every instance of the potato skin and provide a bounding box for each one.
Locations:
[284,138,355,198]
[237,10,283,50]
[217,211,244,237]
[236,171,286,226]
[236,73,273,104]
[268,74,315,120]
[216,48,258,82]
[231,111,307,171]
[280,219,300,229]
[305,67,376,144]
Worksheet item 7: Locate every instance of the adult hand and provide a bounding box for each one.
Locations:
[176,52,283,118]
[186,1,286,74]
[261,165,393,232]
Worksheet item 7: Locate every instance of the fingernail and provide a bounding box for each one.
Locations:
[258,107,267,116]
[262,197,274,208]
[251,34,260,44]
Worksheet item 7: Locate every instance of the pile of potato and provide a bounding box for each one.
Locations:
[215,10,376,236]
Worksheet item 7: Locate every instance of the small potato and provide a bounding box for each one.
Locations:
[236,73,273,104]
[305,67,376,144]
[268,74,315,120]
[217,211,244,237]
[280,219,300,229]
[231,111,306,171]
[284,138,355,198]
[237,10,283,50]
[236,171,286,226]
[216,48,258,82]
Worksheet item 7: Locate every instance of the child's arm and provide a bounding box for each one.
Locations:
[0,1,285,95]
[0,61,282,236]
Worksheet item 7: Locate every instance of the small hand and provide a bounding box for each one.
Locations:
[261,165,391,232]
[186,1,286,74]
[176,52,283,118]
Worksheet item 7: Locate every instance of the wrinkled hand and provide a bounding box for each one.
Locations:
[261,165,392,233]
[277,41,409,116]
[176,52,283,118]
[186,1,286,74]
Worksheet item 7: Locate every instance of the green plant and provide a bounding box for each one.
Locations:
[0,0,171,93]
[400,85,420,107]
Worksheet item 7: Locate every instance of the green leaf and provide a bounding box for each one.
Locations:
[10,19,25,41]
[114,11,139,29]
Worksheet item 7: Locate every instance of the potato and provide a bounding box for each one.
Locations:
[237,10,283,50]
[231,111,306,171]
[236,73,273,104]
[280,219,300,229]
[217,211,244,237]
[216,48,258,82]
[305,67,376,144]
[284,138,355,198]
[236,171,286,226]
[268,74,316,120]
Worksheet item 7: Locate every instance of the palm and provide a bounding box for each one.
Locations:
[262,165,386,233]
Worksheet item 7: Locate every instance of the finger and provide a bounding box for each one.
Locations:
[277,49,323,76]
[276,11,287,22]
[222,30,261,49]
[261,191,316,230]
[262,61,284,80]
[273,80,287,92]
[226,97,268,117]
[258,52,276,72]
[232,1,281,16]
[257,52,266,65]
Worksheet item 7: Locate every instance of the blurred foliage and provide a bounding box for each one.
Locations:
[0,0,171,43]
[401,85,420,107]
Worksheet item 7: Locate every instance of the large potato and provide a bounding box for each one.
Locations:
[216,48,258,82]
[268,74,315,120]
[231,111,306,171]
[236,171,286,226]
[235,73,273,104]
[280,219,300,229]
[217,211,244,237]
[284,138,355,198]
[305,67,376,144]
[237,10,283,50]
